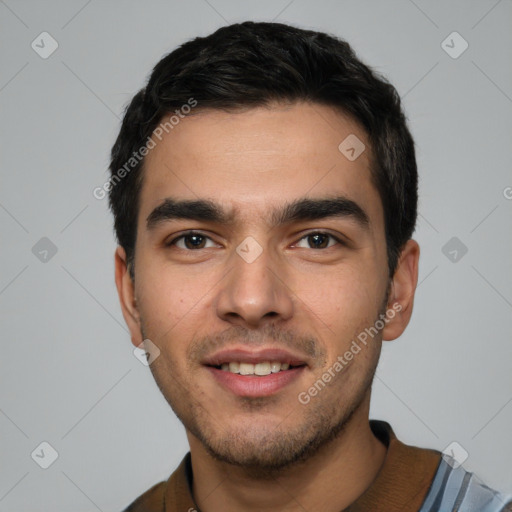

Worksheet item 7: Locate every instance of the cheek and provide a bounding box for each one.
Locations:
[295,267,385,375]
[296,265,379,324]
[135,261,213,338]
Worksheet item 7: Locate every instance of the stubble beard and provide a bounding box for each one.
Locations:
[140,272,391,477]
[186,364,377,480]
[143,325,382,480]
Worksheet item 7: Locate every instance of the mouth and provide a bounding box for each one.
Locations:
[203,348,309,397]
[210,361,305,376]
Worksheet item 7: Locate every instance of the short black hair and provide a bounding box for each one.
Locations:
[108,21,417,278]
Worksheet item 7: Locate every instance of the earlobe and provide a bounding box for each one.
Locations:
[382,239,420,341]
[114,246,143,347]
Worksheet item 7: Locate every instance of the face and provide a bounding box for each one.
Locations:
[116,102,414,473]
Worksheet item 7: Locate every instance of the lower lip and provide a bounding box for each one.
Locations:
[206,366,306,397]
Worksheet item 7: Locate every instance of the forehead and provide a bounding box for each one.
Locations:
[139,102,382,229]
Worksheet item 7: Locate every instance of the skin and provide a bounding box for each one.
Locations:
[115,102,420,511]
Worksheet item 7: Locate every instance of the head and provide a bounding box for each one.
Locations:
[111,21,419,474]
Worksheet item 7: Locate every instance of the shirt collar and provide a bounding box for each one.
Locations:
[163,420,442,512]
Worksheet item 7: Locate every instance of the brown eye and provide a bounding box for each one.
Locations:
[167,232,216,250]
[183,234,207,249]
[308,233,329,249]
[296,232,340,249]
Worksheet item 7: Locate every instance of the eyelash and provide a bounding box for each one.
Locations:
[165,230,345,250]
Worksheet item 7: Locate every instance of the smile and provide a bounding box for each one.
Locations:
[206,364,306,397]
[216,361,299,375]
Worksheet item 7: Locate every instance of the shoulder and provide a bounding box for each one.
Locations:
[120,453,195,511]
[121,480,166,512]
[419,456,512,512]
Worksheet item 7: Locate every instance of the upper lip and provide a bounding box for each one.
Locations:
[202,347,309,367]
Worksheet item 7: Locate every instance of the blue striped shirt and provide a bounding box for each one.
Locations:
[419,455,512,511]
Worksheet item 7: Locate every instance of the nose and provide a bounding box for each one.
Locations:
[214,240,294,328]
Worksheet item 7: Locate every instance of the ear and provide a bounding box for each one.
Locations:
[382,239,420,341]
[114,246,143,347]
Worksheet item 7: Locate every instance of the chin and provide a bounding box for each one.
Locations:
[187,399,359,478]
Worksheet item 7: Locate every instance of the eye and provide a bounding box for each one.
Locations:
[166,231,217,250]
[295,232,342,249]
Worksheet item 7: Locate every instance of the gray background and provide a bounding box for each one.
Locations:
[1,0,511,510]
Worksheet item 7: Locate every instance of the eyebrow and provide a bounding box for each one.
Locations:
[146,196,370,231]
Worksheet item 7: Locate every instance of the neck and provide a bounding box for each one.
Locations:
[187,393,387,512]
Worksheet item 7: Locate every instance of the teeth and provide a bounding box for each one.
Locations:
[255,362,271,376]
[228,362,240,374]
[219,361,293,375]
[239,362,254,375]
[270,362,281,373]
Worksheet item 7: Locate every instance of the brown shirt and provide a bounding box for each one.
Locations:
[122,420,442,512]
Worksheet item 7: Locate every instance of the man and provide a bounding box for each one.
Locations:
[109,21,511,511]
